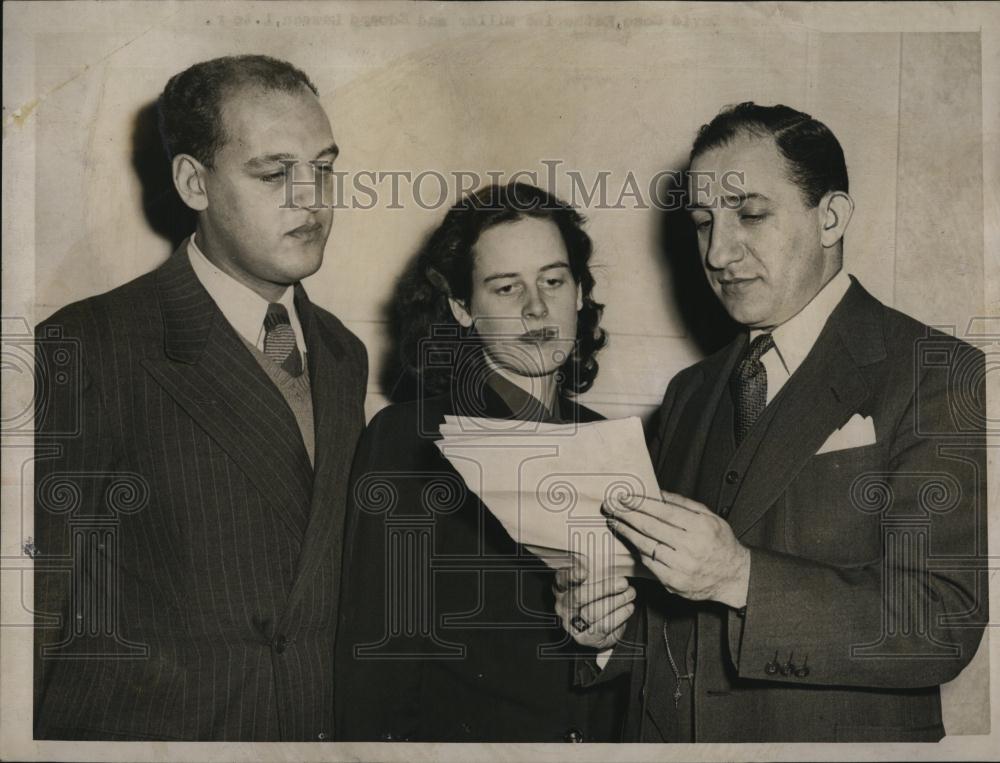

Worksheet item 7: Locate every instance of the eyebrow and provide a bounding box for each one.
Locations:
[482,262,571,283]
[243,142,340,170]
[689,191,771,210]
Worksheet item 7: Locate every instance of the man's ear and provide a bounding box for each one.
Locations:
[819,191,854,248]
[172,154,209,212]
[448,297,474,328]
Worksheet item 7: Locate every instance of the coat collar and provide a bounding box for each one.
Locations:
[146,241,367,635]
[446,348,597,424]
[654,337,745,496]
[148,243,315,537]
[158,242,220,365]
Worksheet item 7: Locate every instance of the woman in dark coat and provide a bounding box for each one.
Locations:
[334,183,628,742]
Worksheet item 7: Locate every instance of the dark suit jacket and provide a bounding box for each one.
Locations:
[334,361,629,742]
[590,278,987,742]
[33,244,368,741]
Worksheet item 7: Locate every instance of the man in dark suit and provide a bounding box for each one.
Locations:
[33,55,368,741]
[556,102,987,742]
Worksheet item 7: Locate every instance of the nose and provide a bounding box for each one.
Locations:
[522,287,548,320]
[704,220,743,272]
[291,162,328,211]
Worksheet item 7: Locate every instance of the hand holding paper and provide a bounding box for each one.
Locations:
[553,565,635,651]
[605,489,751,609]
[435,415,659,580]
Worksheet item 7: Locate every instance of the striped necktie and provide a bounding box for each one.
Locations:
[263,303,303,377]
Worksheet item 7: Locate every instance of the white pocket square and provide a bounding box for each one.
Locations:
[816,414,877,455]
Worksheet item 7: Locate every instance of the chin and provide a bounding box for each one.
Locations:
[526,349,566,378]
[720,299,761,328]
[516,363,562,378]
[486,346,555,378]
[279,248,325,281]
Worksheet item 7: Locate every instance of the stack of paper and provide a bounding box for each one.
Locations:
[436,415,659,579]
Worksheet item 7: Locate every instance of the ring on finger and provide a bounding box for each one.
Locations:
[570,614,589,632]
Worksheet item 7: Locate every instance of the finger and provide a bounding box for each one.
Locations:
[605,490,649,515]
[610,507,688,552]
[604,491,681,523]
[659,490,710,515]
[588,600,635,643]
[618,490,644,510]
[642,555,681,594]
[611,521,685,588]
[615,522,690,585]
[580,587,636,626]
[573,576,629,608]
[604,490,632,516]
[554,563,587,593]
[554,567,572,593]
[610,520,659,561]
[625,497,705,533]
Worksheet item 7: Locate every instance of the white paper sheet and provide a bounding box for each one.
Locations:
[436,416,659,579]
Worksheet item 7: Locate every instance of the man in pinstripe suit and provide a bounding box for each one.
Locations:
[33,55,368,741]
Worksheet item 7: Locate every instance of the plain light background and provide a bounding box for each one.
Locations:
[4,2,998,761]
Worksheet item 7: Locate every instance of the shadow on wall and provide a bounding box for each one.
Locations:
[655,170,738,357]
[132,100,195,252]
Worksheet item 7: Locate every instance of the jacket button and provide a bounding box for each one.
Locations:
[764,661,778,675]
[719,505,731,517]
[273,635,289,654]
[794,656,810,677]
[725,470,739,484]
[564,728,584,742]
[317,732,327,740]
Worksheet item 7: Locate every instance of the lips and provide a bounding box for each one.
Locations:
[717,276,759,292]
[287,221,323,238]
[518,327,560,342]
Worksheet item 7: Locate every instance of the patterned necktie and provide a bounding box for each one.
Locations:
[263,303,303,377]
[731,333,774,445]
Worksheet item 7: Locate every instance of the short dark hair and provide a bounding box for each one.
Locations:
[397,183,608,396]
[157,54,318,168]
[690,102,848,207]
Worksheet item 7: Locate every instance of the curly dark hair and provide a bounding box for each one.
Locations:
[397,182,607,397]
[157,54,318,168]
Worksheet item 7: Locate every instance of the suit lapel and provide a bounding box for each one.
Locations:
[656,339,745,497]
[141,246,314,538]
[728,281,886,537]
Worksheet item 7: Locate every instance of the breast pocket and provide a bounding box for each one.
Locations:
[783,443,888,567]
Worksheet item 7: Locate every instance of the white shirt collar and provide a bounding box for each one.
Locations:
[750,269,851,378]
[187,234,306,354]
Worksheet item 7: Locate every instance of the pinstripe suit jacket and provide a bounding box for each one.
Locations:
[33,244,368,741]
